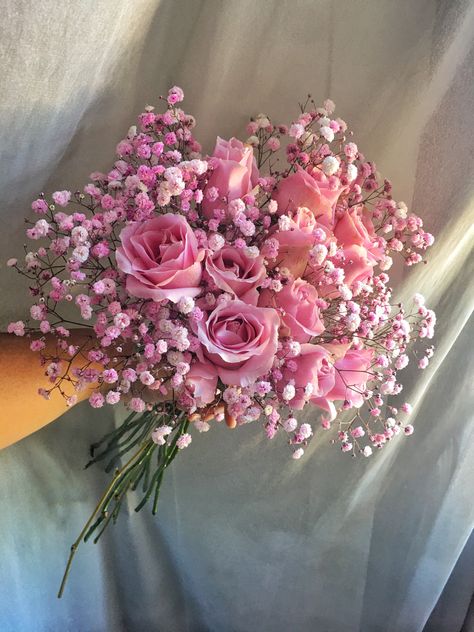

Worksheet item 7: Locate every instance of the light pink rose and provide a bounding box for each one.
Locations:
[273,278,325,342]
[311,243,374,298]
[274,206,321,248]
[321,342,352,360]
[310,394,337,421]
[307,245,375,300]
[272,207,335,277]
[202,137,259,218]
[185,361,218,408]
[196,300,279,386]
[272,241,310,279]
[340,244,375,289]
[273,167,344,228]
[326,348,374,407]
[205,246,266,305]
[276,344,335,410]
[334,207,384,262]
[116,213,204,302]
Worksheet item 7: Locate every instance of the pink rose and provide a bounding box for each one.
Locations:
[326,348,374,407]
[334,207,384,262]
[341,244,375,289]
[272,207,335,277]
[276,344,335,410]
[196,300,279,386]
[202,137,259,218]
[310,394,337,421]
[185,361,218,408]
[273,278,325,342]
[274,206,321,248]
[205,246,266,305]
[273,167,344,227]
[311,242,375,298]
[116,213,204,302]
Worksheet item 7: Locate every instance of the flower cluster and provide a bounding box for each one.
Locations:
[8,87,435,460]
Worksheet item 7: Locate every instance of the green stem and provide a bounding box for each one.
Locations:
[57,441,150,598]
[89,412,138,456]
[152,471,165,515]
[134,414,188,512]
[58,405,186,598]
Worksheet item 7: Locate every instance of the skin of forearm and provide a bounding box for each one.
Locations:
[0,329,96,450]
[2,260,281,449]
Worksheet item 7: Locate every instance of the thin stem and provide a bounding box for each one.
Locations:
[152,471,165,515]
[57,442,149,598]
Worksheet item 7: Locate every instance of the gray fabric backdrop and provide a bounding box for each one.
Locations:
[0,1,473,630]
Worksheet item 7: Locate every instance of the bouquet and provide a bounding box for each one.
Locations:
[7,86,436,596]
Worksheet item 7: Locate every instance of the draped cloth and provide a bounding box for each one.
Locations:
[0,1,473,630]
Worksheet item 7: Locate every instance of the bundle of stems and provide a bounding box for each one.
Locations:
[57,403,189,598]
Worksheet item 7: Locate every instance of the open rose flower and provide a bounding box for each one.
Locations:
[205,246,265,305]
[272,207,335,277]
[273,167,344,228]
[273,278,325,342]
[274,206,320,248]
[312,243,375,298]
[196,300,279,386]
[276,344,335,410]
[185,360,218,408]
[202,137,259,218]
[116,213,205,302]
[334,207,384,262]
[326,348,374,407]
[340,244,375,289]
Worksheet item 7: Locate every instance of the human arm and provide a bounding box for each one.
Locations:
[0,329,96,449]
[0,328,234,450]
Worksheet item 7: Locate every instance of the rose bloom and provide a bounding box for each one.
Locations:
[273,206,335,277]
[202,137,259,218]
[271,278,325,342]
[276,343,335,410]
[340,244,375,289]
[313,243,375,297]
[205,246,266,305]
[333,207,384,262]
[196,299,279,386]
[325,348,374,407]
[185,360,218,408]
[116,214,205,302]
[274,206,321,248]
[273,167,344,228]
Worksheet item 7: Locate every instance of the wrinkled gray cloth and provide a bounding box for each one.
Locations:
[0,1,473,631]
